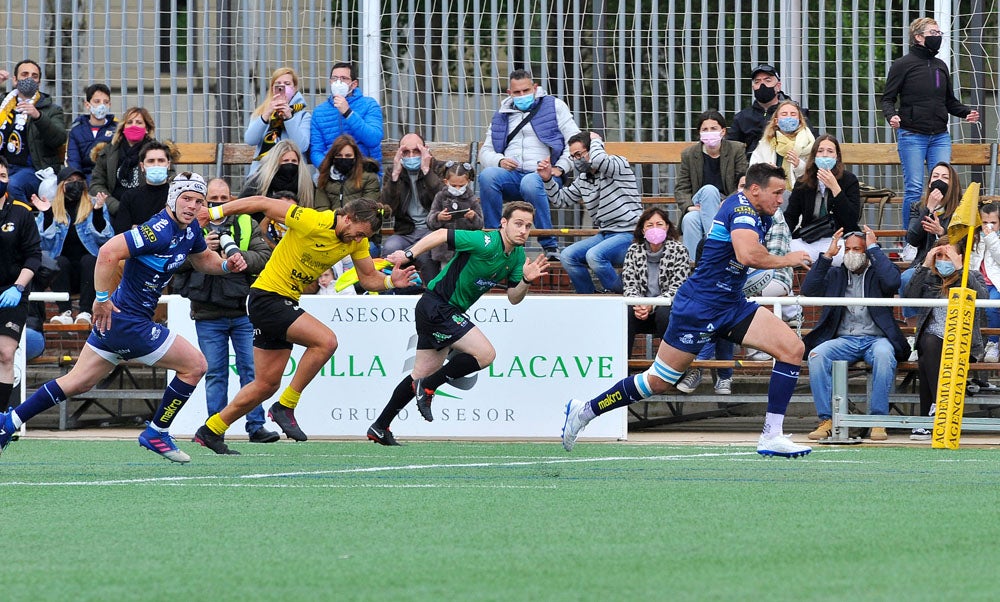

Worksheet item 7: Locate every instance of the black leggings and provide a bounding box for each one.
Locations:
[627,305,670,354]
[53,253,97,313]
[916,330,944,417]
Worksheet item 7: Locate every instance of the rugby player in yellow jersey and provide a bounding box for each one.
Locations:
[367,200,549,445]
[191,196,416,453]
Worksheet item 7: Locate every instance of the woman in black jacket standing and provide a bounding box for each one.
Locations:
[0,157,42,411]
[784,134,861,266]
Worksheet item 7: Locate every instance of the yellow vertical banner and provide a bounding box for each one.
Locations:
[933,182,981,450]
[933,287,976,449]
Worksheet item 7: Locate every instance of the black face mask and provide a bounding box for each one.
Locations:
[923,35,942,53]
[269,163,300,194]
[63,181,85,203]
[332,157,356,175]
[929,179,949,198]
[753,84,777,104]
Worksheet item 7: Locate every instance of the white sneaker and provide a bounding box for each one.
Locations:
[49,310,73,325]
[985,342,1000,363]
[561,399,591,452]
[745,349,772,362]
[901,243,918,263]
[75,312,92,325]
[714,377,732,395]
[757,434,812,458]
[910,428,931,441]
[907,336,918,362]
[675,368,702,394]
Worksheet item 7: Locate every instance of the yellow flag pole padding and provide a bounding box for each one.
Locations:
[934,182,981,449]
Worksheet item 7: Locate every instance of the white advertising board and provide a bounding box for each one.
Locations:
[166,294,628,440]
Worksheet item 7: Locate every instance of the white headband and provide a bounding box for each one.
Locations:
[167,172,208,211]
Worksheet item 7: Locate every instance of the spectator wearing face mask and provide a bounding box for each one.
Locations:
[112,140,179,234]
[310,62,383,174]
[32,167,114,326]
[0,59,67,204]
[66,83,117,183]
[676,110,748,261]
[245,67,311,177]
[727,64,808,160]
[801,227,910,442]
[749,100,815,192]
[426,160,484,268]
[882,17,979,226]
[314,133,380,211]
[239,139,313,209]
[90,106,167,217]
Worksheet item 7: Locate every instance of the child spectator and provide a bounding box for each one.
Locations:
[971,202,1000,362]
[66,83,116,183]
[425,161,483,267]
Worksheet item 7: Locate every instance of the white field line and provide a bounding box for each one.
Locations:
[1,449,802,487]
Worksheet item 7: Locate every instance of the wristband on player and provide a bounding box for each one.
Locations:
[95,290,111,302]
[221,259,231,273]
[208,206,225,221]
[384,274,395,290]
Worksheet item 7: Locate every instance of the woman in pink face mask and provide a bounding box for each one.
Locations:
[89,106,168,218]
[620,206,690,355]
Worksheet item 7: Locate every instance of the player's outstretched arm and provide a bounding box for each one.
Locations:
[196,196,295,228]
[384,229,449,265]
[190,248,247,275]
[732,229,811,269]
[508,254,550,304]
[354,255,417,292]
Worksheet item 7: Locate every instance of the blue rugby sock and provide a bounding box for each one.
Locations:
[766,361,801,415]
[151,377,197,430]
[588,375,645,416]
[13,380,67,426]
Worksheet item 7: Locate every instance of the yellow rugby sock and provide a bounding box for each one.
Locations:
[206,413,230,435]
[278,387,302,410]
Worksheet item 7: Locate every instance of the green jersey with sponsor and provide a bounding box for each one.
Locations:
[427,229,525,311]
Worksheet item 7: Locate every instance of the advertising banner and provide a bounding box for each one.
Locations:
[167,294,628,440]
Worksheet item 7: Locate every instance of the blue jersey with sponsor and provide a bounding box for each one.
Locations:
[117,209,207,320]
[676,191,770,308]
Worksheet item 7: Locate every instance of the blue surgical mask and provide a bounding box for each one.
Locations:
[401,156,422,171]
[512,94,535,111]
[146,166,169,185]
[935,260,957,276]
[814,156,837,171]
[90,104,109,120]
[777,117,800,133]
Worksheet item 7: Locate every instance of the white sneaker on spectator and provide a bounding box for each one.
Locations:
[910,428,931,441]
[985,341,1000,363]
[675,368,702,394]
[714,377,732,395]
[49,310,73,325]
[745,349,772,362]
[901,243,918,263]
[75,312,92,325]
[907,336,918,362]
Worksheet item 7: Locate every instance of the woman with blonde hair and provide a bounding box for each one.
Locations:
[244,67,311,176]
[32,167,114,325]
[749,100,815,190]
[239,139,314,208]
[89,106,167,217]
[314,134,380,211]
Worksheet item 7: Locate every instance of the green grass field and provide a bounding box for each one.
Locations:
[3,438,999,601]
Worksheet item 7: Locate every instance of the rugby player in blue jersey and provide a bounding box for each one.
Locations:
[562,163,815,458]
[0,173,248,463]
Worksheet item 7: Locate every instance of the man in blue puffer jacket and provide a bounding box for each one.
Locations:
[309,62,384,173]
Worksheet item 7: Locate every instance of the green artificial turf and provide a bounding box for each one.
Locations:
[2,439,999,601]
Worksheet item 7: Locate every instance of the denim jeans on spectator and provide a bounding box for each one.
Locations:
[560,231,632,293]
[195,315,265,435]
[478,167,557,249]
[7,164,41,204]
[807,335,895,420]
[697,338,734,380]
[680,185,723,260]
[896,129,952,225]
[987,284,1000,344]
[25,327,44,361]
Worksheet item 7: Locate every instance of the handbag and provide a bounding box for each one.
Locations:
[796,214,836,243]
